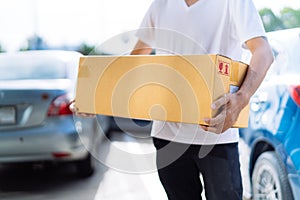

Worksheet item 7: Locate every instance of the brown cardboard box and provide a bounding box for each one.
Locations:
[75,54,249,128]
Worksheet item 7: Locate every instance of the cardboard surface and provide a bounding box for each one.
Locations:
[75,54,249,127]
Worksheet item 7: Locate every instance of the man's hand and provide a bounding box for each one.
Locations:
[69,100,96,118]
[201,37,274,134]
[200,93,245,134]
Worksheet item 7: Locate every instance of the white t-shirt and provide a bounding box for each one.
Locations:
[136,0,266,145]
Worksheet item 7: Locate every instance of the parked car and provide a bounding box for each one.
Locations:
[239,28,300,199]
[0,50,109,177]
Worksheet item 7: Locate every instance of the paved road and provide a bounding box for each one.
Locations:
[0,129,249,200]
[0,131,168,200]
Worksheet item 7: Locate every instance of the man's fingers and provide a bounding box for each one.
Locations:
[204,112,226,126]
[201,110,227,134]
[200,125,222,134]
[69,100,96,118]
[69,101,78,113]
[201,93,240,134]
[77,112,96,118]
[211,94,230,110]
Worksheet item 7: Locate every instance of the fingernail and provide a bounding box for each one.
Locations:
[211,104,216,109]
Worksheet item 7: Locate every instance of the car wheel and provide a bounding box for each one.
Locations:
[252,151,293,200]
[75,153,95,178]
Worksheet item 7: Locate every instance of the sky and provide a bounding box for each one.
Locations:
[1,0,300,52]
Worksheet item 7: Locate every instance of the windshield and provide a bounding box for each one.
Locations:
[0,54,67,80]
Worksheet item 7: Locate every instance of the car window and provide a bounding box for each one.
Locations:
[0,56,67,80]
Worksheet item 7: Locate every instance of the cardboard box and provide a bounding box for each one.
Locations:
[75,54,249,128]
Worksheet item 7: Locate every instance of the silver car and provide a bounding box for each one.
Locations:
[0,50,109,177]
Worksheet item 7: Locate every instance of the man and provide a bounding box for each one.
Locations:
[131,0,274,199]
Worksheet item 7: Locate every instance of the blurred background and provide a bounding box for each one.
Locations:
[0,0,153,54]
[0,1,300,200]
[0,0,299,54]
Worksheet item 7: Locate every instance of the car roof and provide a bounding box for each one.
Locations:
[266,28,300,45]
[0,50,82,61]
[0,50,83,81]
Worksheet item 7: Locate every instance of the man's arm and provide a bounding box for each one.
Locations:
[131,40,153,55]
[202,37,274,133]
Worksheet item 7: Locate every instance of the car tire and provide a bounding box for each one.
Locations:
[75,153,95,178]
[252,151,293,200]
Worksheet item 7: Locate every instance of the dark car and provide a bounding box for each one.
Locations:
[239,28,300,200]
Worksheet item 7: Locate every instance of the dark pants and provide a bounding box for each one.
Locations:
[153,138,243,200]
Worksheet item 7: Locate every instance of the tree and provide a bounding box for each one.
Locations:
[280,7,300,29]
[20,34,48,51]
[76,43,112,55]
[0,44,5,53]
[76,43,97,55]
[259,8,285,32]
[259,7,300,32]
